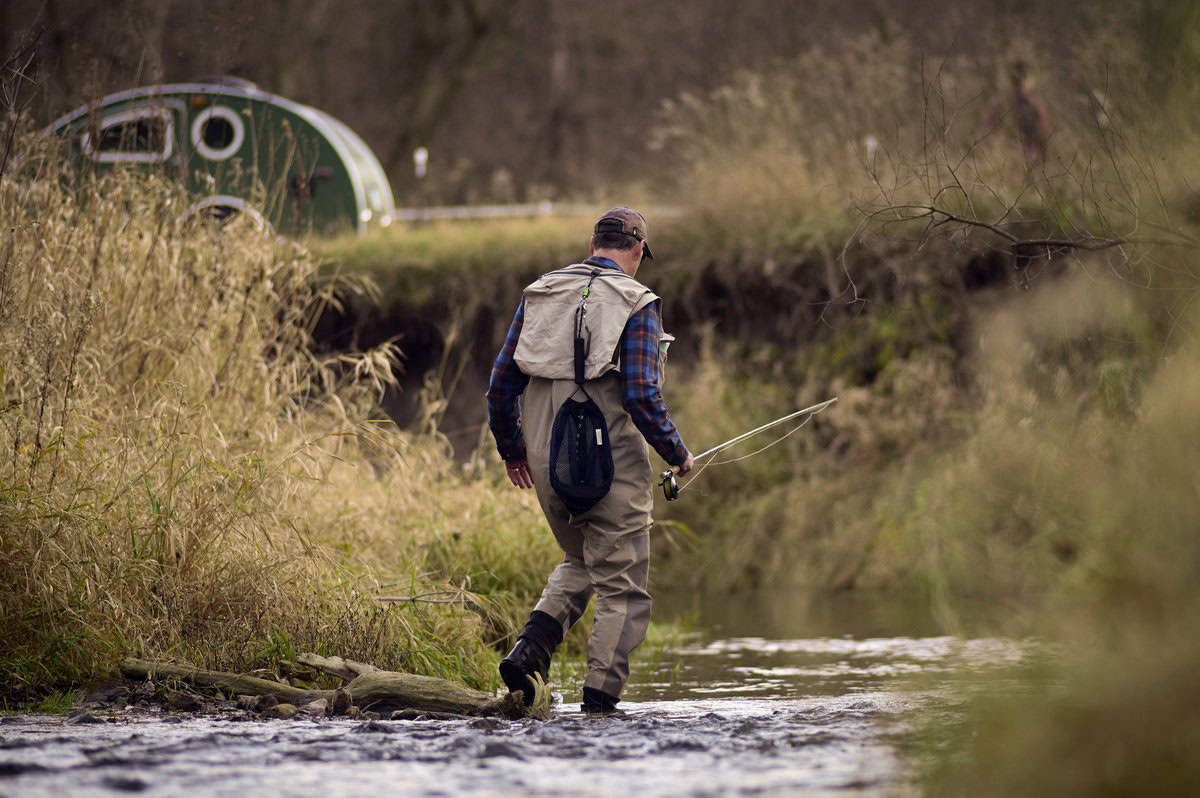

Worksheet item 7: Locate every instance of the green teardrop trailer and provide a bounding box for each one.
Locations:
[45,78,396,236]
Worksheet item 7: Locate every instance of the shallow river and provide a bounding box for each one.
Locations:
[0,593,1023,797]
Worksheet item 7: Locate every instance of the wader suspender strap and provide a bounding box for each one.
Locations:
[549,268,615,514]
[572,270,602,388]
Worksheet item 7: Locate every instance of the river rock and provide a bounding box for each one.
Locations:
[130,681,156,706]
[163,689,203,712]
[469,718,504,731]
[300,699,327,717]
[82,681,129,708]
[102,775,150,792]
[329,689,352,717]
[391,709,461,721]
[235,695,258,712]
[65,710,106,725]
[254,694,279,712]
[0,762,48,775]
[479,741,526,759]
[264,703,298,720]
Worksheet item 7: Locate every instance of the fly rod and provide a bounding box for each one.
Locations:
[659,397,838,501]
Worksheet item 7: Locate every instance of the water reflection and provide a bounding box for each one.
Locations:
[629,635,1026,700]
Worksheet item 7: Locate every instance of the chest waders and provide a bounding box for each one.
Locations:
[547,270,614,514]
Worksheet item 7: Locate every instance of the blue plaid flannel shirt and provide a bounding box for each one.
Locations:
[486,258,688,467]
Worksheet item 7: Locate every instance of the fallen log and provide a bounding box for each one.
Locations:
[119,657,534,719]
[345,669,521,716]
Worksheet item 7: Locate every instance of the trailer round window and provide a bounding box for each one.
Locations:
[191,106,244,161]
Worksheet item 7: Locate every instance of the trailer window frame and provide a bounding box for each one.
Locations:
[192,105,245,161]
[81,106,176,163]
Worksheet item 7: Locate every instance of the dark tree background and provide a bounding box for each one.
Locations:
[2,0,1185,204]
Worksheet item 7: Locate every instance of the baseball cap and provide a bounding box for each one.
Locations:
[594,206,653,260]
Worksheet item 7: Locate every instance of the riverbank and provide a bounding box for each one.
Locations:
[0,156,566,701]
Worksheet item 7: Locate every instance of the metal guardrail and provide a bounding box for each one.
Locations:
[391,202,683,222]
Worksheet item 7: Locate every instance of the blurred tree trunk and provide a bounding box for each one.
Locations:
[34,0,168,109]
[382,0,514,178]
[129,0,168,85]
[543,0,569,190]
[39,0,95,107]
[0,4,12,67]
[1137,0,1200,101]
[256,0,338,101]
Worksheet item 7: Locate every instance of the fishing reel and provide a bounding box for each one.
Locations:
[658,469,679,501]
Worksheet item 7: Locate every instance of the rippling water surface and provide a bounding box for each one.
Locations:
[0,593,1023,797]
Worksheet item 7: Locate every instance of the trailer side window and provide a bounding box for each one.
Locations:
[82,108,174,163]
[192,106,245,161]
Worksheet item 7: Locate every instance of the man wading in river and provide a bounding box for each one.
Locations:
[487,207,694,715]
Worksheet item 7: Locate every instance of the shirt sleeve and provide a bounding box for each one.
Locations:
[486,301,530,462]
[619,302,689,466]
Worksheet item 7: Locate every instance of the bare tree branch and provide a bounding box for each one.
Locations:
[871,202,1126,250]
[0,24,42,183]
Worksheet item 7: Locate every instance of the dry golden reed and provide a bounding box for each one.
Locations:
[0,145,557,691]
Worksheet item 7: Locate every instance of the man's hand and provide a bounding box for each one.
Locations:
[676,452,695,476]
[505,459,534,489]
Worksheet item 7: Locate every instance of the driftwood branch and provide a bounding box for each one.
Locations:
[120,658,323,703]
[296,653,379,683]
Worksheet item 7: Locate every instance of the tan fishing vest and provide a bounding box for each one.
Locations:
[514,264,659,379]
[515,263,661,530]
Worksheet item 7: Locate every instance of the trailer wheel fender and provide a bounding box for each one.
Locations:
[186,195,272,234]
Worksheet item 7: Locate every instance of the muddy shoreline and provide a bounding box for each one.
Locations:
[6,671,513,728]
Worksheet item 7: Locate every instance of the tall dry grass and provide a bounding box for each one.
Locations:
[0,140,559,692]
[913,261,1200,794]
[642,19,1200,789]
[647,23,1190,274]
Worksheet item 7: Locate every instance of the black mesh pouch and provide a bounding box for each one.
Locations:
[548,394,613,514]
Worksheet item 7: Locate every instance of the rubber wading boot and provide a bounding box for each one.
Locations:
[581,686,622,716]
[499,611,562,707]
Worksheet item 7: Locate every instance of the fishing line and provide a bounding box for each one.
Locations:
[677,412,816,496]
[658,397,837,502]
